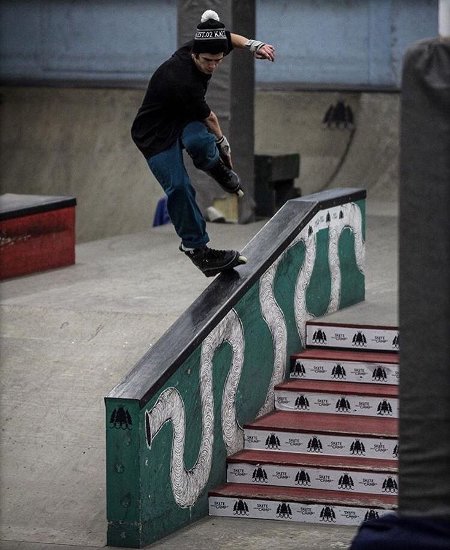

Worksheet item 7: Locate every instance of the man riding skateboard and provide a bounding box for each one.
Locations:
[131,9,275,277]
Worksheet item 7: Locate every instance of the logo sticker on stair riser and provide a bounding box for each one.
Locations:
[209,496,393,526]
[290,359,399,385]
[307,326,399,352]
[244,429,398,460]
[227,462,398,495]
[275,391,399,418]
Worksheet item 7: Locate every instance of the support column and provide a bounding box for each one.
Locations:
[177,0,255,223]
[399,39,450,517]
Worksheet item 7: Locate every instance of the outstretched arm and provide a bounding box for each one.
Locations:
[230,33,275,62]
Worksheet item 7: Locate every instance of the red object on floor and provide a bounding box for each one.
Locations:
[0,194,76,280]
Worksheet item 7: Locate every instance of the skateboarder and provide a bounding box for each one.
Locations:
[131,9,275,277]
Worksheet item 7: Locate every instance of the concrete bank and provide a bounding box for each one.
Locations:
[0,86,399,242]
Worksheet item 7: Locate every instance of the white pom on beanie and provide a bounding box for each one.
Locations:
[201,10,220,22]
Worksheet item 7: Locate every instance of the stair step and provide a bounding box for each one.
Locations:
[277,379,398,397]
[209,484,396,526]
[244,412,398,460]
[275,380,398,418]
[290,348,399,384]
[247,411,398,437]
[306,322,399,352]
[227,451,398,495]
[228,450,398,472]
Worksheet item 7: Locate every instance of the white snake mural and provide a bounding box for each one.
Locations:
[145,202,364,508]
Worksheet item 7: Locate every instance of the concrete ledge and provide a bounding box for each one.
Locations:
[108,188,365,407]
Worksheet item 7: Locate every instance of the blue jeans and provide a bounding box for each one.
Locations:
[147,121,219,249]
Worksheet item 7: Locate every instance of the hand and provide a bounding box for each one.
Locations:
[216,135,233,168]
[255,43,275,62]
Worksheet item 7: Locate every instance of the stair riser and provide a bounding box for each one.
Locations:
[275,390,398,418]
[290,358,399,385]
[306,324,399,352]
[245,429,398,460]
[227,462,398,496]
[209,496,393,526]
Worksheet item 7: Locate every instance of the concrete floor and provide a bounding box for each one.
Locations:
[0,198,398,550]
[0,519,357,550]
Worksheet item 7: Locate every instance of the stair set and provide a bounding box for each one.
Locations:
[209,321,400,527]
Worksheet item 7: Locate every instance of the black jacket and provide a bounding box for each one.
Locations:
[131,36,232,159]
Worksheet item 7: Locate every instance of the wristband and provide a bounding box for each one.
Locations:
[216,135,231,156]
[244,39,265,53]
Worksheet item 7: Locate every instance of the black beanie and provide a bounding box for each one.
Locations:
[192,10,228,54]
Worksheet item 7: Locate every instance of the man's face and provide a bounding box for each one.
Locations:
[193,52,224,75]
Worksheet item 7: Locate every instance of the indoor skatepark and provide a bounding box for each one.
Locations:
[0,87,400,550]
[1,1,449,549]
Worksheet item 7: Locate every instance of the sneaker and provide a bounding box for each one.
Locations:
[180,245,247,277]
[206,160,244,197]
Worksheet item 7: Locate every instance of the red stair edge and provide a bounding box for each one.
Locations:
[291,348,399,363]
[246,411,398,438]
[275,379,398,397]
[209,483,397,508]
[228,449,398,472]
